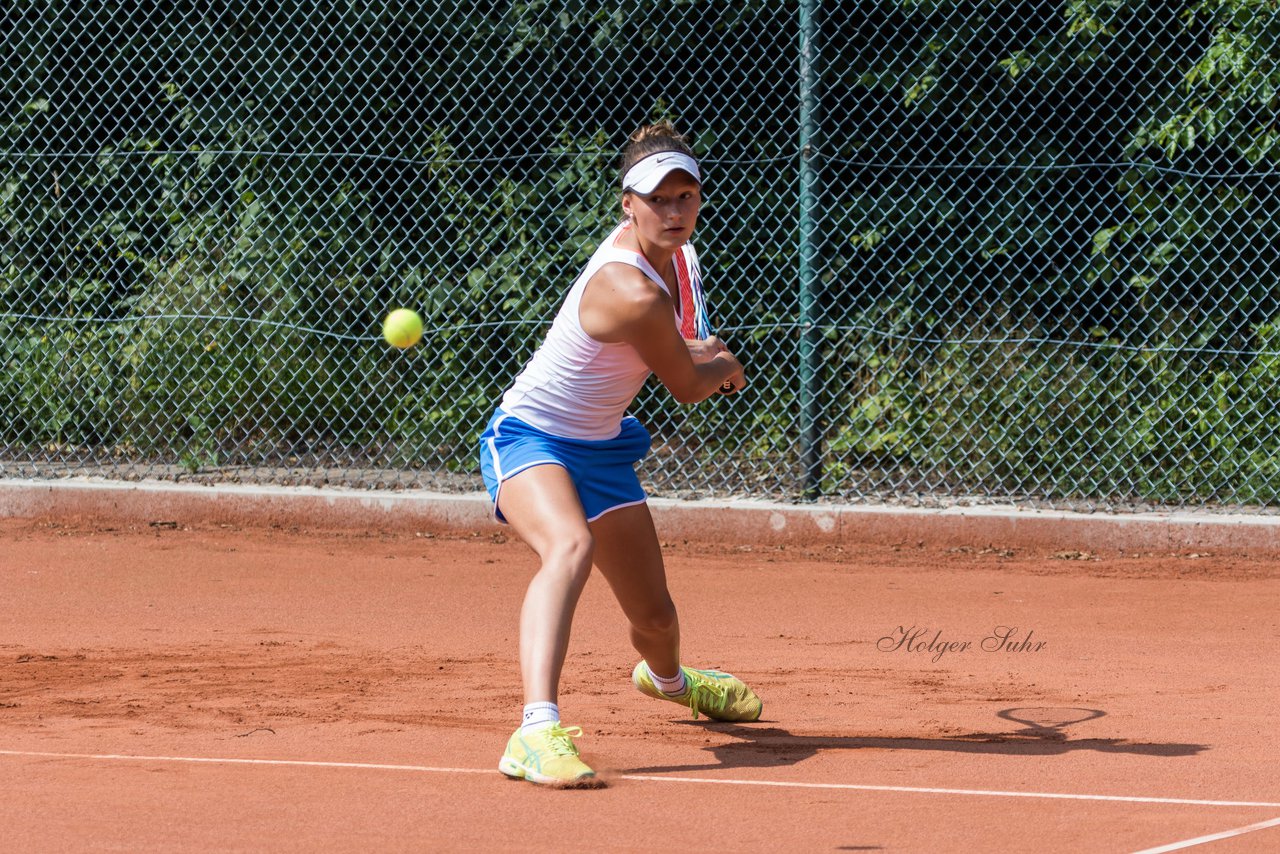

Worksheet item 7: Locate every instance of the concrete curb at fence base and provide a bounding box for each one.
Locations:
[2,478,1279,554]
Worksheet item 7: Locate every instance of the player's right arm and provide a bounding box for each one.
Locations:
[580,263,746,403]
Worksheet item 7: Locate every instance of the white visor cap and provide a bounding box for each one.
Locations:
[622,151,701,195]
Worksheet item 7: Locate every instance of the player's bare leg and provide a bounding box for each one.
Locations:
[592,501,762,722]
[494,464,601,786]
[496,464,595,706]
[588,502,680,676]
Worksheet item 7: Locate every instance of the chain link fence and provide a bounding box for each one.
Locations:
[3,1,1279,510]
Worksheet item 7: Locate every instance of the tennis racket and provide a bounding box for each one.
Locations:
[676,244,736,394]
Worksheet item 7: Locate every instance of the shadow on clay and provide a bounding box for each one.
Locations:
[624,707,1208,774]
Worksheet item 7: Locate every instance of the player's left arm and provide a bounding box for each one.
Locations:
[686,335,728,364]
[582,264,744,402]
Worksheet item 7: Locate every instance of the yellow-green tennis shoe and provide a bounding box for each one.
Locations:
[632,662,763,722]
[498,723,603,788]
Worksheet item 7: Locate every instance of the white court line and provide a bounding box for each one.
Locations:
[1130,815,1280,853]
[621,774,1280,807]
[3,748,1279,809]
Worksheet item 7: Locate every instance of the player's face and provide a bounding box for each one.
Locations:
[624,171,702,250]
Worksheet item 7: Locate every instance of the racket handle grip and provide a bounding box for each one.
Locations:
[718,380,735,394]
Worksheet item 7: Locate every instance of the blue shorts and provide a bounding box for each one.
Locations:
[478,410,652,524]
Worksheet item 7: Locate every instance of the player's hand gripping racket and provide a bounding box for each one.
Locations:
[680,244,737,394]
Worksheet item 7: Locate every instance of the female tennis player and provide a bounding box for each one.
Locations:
[479,121,762,787]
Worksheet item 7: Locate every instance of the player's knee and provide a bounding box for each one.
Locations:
[631,597,678,635]
[546,533,594,576]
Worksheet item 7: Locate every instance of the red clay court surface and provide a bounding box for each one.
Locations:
[2,514,1278,852]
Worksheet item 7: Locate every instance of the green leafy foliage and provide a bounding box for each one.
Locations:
[2,1,1279,504]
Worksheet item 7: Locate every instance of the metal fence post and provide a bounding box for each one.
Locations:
[798,0,822,499]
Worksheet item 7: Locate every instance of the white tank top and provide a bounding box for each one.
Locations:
[500,222,691,440]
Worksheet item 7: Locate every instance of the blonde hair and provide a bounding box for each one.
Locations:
[620,120,697,188]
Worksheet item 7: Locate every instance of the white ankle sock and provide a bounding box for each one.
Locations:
[521,701,560,732]
[646,664,687,697]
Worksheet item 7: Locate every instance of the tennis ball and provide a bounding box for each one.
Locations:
[382,308,423,349]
